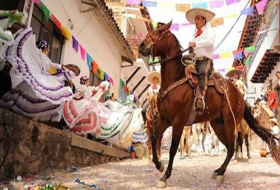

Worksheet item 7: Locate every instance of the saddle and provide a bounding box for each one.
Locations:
[185,63,226,95]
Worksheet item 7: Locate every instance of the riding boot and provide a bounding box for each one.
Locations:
[194,59,212,111]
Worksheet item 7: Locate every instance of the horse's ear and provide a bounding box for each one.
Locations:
[166,20,173,29]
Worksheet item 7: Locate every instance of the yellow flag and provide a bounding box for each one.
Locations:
[220,51,232,58]
[61,25,71,41]
[152,21,158,28]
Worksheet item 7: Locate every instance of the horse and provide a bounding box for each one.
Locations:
[145,93,162,162]
[179,125,193,158]
[139,20,280,188]
[234,119,251,161]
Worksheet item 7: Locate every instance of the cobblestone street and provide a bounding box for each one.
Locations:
[3,149,280,190]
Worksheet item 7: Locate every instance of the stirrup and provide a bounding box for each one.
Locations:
[193,97,205,110]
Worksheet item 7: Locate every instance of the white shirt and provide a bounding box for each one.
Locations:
[272,125,280,136]
[147,84,160,97]
[192,26,215,59]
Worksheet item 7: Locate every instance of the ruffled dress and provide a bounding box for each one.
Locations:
[0,27,76,121]
[63,81,111,135]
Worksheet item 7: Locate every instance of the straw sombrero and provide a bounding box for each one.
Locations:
[64,64,80,76]
[226,69,243,78]
[185,8,215,24]
[147,71,161,84]
[269,118,278,125]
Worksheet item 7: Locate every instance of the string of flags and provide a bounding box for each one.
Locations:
[32,0,115,86]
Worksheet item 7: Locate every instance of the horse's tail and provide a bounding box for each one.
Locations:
[244,103,280,164]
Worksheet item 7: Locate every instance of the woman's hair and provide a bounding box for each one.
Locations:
[80,75,89,85]
[276,71,280,75]
[36,40,49,51]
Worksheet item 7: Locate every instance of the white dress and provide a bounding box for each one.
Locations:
[0,27,76,121]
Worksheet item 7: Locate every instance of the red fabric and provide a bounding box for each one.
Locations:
[268,91,278,109]
[195,29,203,38]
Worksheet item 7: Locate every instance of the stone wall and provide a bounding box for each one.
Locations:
[0,108,129,180]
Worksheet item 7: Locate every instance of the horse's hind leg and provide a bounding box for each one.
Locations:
[210,118,235,185]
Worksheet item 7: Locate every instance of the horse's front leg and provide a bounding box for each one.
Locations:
[245,134,251,161]
[151,118,169,172]
[156,121,184,188]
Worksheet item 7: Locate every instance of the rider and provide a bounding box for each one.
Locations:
[141,71,161,125]
[226,68,247,97]
[185,8,216,111]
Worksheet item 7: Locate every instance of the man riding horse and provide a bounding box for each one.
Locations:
[141,71,161,125]
[186,8,216,112]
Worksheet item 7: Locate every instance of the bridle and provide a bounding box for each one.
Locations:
[145,25,189,66]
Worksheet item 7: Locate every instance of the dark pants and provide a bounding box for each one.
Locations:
[195,59,213,95]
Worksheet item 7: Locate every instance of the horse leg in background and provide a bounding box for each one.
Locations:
[156,119,185,188]
[201,132,207,155]
[244,130,252,161]
[179,126,187,158]
[185,126,193,158]
[210,118,235,186]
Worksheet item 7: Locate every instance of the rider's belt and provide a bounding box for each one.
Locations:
[196,56,211,61]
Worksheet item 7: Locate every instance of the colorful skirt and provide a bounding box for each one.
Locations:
[0,27,74,121]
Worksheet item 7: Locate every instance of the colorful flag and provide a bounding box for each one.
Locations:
[41,2,50,22]
[86,53,92,70]
[109,76,115,86]
[51,14,61,30]
[241,6,254,16]
[175,4,190,12]
[209,0,224,9]
[142,1,157,7]
[210,17,224,28]
[170,23,179,31]
[213,54,220,59]
[72,36,78,52]
[226,0,241,6]
[126,0,141,5]
[255,0,268,15]
[91,60,98,74]
[79,44,86,61]
[191,2,208,9]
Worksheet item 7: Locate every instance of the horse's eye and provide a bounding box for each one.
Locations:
[158,30,163,34]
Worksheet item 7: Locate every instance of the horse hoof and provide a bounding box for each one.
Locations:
[156,180,167,188]
[216,175,224,186]
[233,159,238,163]
[211,172,218,179]
[248,158,252,162]
[158,162,164,172]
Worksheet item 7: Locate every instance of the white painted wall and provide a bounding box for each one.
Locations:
[30,0,123,97]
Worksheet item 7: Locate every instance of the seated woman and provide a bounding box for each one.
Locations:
[0,25,79,121]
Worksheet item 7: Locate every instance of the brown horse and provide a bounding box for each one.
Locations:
[139,21,280,188]
[145,93,162,162]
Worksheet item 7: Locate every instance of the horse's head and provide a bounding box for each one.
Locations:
[139,21,174,57]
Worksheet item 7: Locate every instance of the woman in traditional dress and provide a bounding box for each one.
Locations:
[0,25,78,121]
[63,76,110,135]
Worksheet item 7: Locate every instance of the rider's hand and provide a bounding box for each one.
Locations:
[189,42,196,47]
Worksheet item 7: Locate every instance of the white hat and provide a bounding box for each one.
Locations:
[185,8,215,24]
[269,118,278,125]
[226,69,243,78]
[147,71,161,84]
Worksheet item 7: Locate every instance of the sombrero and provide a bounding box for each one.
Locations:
[226,69,243,78]
[147,71,161,84]
[64,64,80,76]
[185,8,215,24]
[269,118,278,126]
